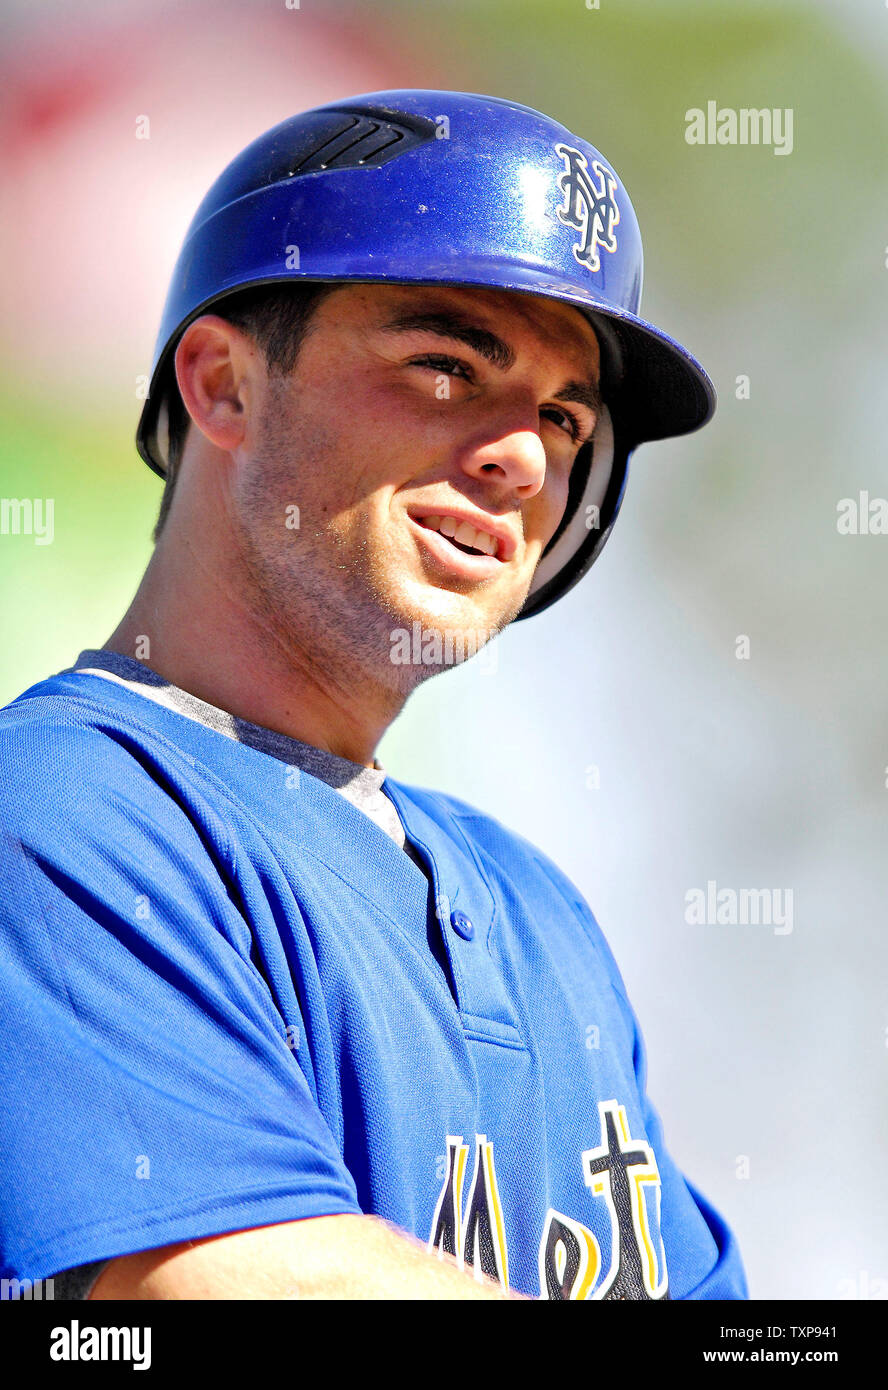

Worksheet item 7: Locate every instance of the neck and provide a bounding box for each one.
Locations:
[104,526,406,769]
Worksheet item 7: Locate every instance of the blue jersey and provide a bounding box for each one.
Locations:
[0,667,747,1300]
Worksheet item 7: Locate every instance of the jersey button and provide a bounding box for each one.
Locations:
[450,910,474,941]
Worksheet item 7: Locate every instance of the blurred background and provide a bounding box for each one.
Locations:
[1,0,886,1300]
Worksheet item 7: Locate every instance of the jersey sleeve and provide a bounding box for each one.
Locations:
[0,713,363,1285]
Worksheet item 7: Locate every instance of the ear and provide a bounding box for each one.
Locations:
[173,315,260,454]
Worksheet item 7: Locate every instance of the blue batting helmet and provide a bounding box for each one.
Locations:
[136,88,715,620]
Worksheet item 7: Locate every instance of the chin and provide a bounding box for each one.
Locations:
[394,581,514,640]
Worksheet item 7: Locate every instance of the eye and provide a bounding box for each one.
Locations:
[540,405,585,444]
[407,354,592,446]
[407,353,475,381]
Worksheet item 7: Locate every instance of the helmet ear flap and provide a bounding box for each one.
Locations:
[530,407,615,584]
[154,395,171,478]
[146,365,184,480]
[521,406,629,619]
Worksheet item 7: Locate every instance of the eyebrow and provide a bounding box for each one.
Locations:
[377,308,602,425]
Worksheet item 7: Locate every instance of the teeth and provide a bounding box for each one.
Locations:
[454,520,481,549]
[421,514,498,557]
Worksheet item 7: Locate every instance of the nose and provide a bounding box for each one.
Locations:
[458,397,548,499]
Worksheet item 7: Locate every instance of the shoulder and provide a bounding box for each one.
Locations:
[0,672,255,965]
[0,668,197,771]
[0,671,231,879]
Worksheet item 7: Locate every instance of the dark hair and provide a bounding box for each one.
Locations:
[153,280,338,540]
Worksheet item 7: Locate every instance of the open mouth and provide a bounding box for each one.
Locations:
[412,513,502,560]
[407,511,506,580]
[431,531,490,558]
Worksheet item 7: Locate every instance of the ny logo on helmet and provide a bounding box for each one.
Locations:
[555,143,620,273]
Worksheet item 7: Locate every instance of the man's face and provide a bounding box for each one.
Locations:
[229,282,601,682]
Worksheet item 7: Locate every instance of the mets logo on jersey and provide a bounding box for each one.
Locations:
[554,143,620,274]
[428,1099,669,1300]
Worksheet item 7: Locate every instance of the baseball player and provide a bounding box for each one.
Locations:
[0,90,747,1301]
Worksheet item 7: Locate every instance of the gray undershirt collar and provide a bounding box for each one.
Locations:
[67,649,410,853]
